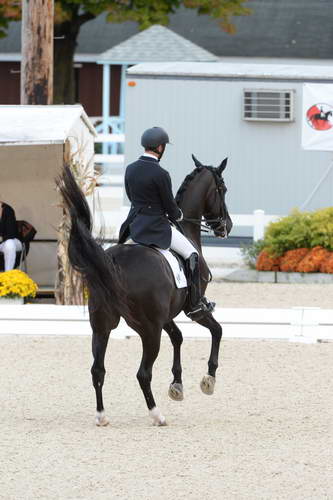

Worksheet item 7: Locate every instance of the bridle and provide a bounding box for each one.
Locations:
[182,168,229,238]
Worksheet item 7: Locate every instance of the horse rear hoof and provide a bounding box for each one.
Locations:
[154,419,168,427]
[168,383,184,401]
[200,375,216,395]
[149,407,167,426]
[95,411,110,426]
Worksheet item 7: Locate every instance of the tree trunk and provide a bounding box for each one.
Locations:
[21,0,54,104]
[53,21,78,104]
[53,12,95,104]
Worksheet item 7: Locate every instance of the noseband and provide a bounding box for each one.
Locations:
[182,169,228,238]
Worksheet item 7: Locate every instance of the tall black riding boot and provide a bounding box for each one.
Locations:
[185,253,215,321]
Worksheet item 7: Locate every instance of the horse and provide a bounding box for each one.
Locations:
[57,154,233,426]
[310,109,332,122]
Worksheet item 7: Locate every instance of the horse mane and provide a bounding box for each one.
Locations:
[175,166,217,204]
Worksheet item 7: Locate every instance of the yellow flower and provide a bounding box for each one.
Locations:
[0,270,38,298]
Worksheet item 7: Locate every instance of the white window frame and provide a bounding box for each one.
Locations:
[243,89,295,122]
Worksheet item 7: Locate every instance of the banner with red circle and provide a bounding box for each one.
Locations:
[303,84,333,151]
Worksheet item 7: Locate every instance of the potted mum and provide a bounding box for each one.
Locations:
[0,270,38,304]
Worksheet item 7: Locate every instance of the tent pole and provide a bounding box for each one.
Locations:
[102,64,110,154]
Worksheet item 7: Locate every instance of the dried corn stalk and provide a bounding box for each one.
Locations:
[55,138,98,305]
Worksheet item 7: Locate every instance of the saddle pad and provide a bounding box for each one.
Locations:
[157,248,188,289]
[124,240,187,288]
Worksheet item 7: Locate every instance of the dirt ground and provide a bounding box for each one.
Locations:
[1,333,332,500]
[208,281,333,309]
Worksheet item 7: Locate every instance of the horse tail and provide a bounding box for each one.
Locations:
[56,165,127,316]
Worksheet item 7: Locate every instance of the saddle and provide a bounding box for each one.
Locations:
[124,240,187,289]
[123,240,215,317]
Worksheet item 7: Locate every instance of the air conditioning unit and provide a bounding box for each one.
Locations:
[243,89,294,122]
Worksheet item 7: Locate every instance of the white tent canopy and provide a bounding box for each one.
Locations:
[0,105,96,145]
[0,104,96,288]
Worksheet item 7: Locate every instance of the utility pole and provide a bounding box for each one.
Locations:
[21,0,54,104]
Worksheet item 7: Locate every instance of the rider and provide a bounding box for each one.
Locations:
[118,126,214,320]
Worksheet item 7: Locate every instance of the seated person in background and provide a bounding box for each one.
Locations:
[0,202,22,271]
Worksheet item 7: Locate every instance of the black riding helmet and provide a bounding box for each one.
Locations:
[141,127,170,149]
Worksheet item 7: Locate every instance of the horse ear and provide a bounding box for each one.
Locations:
[192,154,203,169]
[217,157,228,175]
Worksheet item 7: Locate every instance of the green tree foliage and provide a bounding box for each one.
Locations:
[0,1,20,38]
[0,0,251,103]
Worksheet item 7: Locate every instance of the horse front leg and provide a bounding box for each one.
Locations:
[90,307,120,426]
[164,320,184,401]
[195,313,222,395]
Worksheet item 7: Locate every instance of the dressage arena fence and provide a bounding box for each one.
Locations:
[0,305,332,343]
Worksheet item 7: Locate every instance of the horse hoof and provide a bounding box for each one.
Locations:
[149,407,167,426]
[168,383,184,401]
[200,375,216,395]
[154,419,168,427]
[95,411,109,427]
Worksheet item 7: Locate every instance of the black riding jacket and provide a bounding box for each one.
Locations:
[0,203,19,242]
[118,156,182,249]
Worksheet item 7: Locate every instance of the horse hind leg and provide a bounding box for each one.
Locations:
[136,328,166,426]
[164,321,184,401]
[90,307,120,426]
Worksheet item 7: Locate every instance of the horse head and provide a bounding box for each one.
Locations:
[191,154,233,238]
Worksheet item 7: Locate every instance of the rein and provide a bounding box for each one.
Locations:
[181,168,229,238]
[182,216,227,237]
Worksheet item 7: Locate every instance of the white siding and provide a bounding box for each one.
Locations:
[125,74,333,223]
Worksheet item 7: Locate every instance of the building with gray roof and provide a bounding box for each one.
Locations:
[97,25,218,144]
[0,0,332,116]
[98,24,218,64]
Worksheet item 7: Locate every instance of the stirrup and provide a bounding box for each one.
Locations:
[202,296,216,313]
[185,298,213,321]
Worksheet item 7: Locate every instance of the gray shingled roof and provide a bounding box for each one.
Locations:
[97,24,218,63]
[1,1,333,60]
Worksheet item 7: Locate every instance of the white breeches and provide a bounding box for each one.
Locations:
[0,238,22,271]
[170,227,198,260]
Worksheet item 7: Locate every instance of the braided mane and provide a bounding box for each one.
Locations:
[175,166,217,204]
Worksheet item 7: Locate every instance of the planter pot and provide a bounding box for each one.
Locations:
[0,297,24,305]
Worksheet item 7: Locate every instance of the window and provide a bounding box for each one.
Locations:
[243,89,294,122]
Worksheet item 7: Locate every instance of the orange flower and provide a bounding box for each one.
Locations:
[296,246,331,273]
[280,248,310,272]
[256,250,280,271]
[319,253,333,273]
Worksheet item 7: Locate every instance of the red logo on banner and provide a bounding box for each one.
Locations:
[307,104,333,130]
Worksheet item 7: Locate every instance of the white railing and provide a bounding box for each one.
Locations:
[94,133,125,144]
[94,154,125,164]
[231,210,280,241]
[94,133,125,166]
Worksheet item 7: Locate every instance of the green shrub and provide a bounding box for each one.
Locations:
[262,207,333,256]
[240,239,266,269]
[309,207,333,250]
[264,209,312,256]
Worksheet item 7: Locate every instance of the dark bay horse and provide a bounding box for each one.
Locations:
[58,155,232,426]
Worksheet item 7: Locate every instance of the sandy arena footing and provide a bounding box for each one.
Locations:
[0,334,332,500]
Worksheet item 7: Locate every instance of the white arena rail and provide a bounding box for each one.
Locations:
[0,305,332,343]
